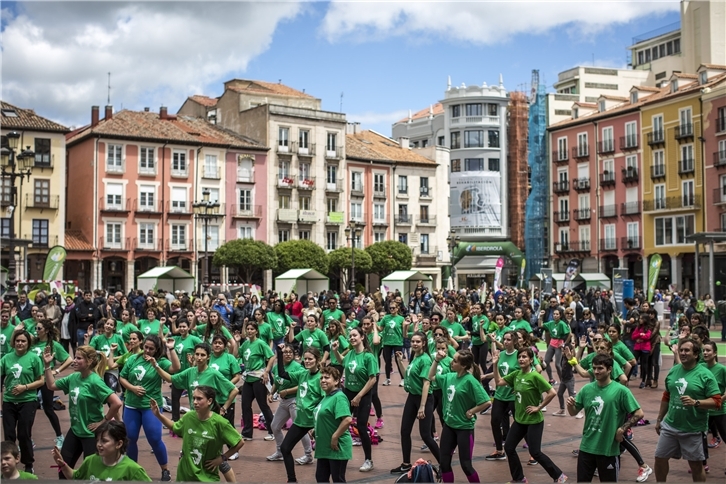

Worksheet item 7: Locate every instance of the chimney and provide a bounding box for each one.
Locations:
[91,106,99,127]
[104,105,113,120]
[160,106,168,120]
[398,137,409,149]
[144,107,150,112]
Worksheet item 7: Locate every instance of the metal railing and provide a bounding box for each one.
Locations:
[622,167,639,183]
[293,142,316,156]
[170,167,189,178]
[298,177,315,190]
[600,238,618,252]
[553,210,570,223]
[231,205,262,218]
[600,172,616,186]
[196,239,220,252]
[714,151,726,168]
[573,178,590,191]
[713,187,726,205]
[420,187,432,197]
[552,180,569,194]
[277,175,296,188]
[621,201,641,215]
[134,237,162,251]
[351,183,364,196]
[717,117,726,133]
[573,208,591,221]
[647,131,665,146]
[675,123,693,140]
[25,194,59,210]
[166,200,193,214]
[23,234,58,248]
[599,205,618,218]
[597,140,615,155]
[133,199,161,213]
[620,135,639,150]
[106,161,125,174]
[555,241,591,253]
[650,165,666,179]
[236,171,255,183]
[417,215,436,225]
[325,147,342,159]
[678,159,694,175]
[373,187,386,198]
[552,150,568,163]
[572,146,590,159]
[621,236,641,250]
[202,167,221,180]
[276,142,292,154]
[99,196,131,212]
[643,196,699,211]
[325,179,344,192]
[99,236,130,250]
[397,214,412,224]
[166,239,193,252]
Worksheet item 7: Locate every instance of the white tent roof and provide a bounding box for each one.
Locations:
[382,270,433,282]
[276,269,328,280]
[137,266,194,279]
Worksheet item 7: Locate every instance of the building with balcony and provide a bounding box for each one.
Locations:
[1,101,68,281]
[703,66,726,234]
[66,105,266,292]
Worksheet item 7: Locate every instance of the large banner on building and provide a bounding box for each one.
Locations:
[449,172,501,228]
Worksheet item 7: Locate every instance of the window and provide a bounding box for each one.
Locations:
[488,104,498,116]
[682,180,695,207]
[279,160,290,178]
[1,219,9,238]
[627,222,639,247]
[637,51,644,65]
[652,46,660,60]
[237,156,253,182]
[34,138,51,166]
[299,231,310,240]
[579,226,591,250]
[464,130,483,148]
[299,129,310,149]
[599,100,606,112]
[559,228,569,247]
[465,158,484,171]
[653,115,664,141]
[279,195,291,209]
[326,133,337,151]
[172,150,187,174]
[239,226,253,240]
[681,144,694,169]
[421,139,428,148]
[33,179,49,205]
[578,193,590,211]
[278,230,290,243]
[139,223,155,247]
[645,49,651,62]
[278,127,289,149]
[659,44,665,58]
[488,158,500,171]
[557,137,568,160]
[420,177,429,196]
[451,105,461,118]
[107,144,123,172]
[655,215,694,245]
[559,197,569,214]
[655,184,666,209]
[204,155,217,178]
[398,204,409,222]
[203,225,219,251]
[674,38,680,53]
[630,92,638,104]
[398,234,408,244]
[625,155,637,170]
[488,130,500,148]
[679,108,692,130]
[374,173,385,193]
[1,178,11,205]
[420,205,430,223]
[350,202,362,221]
[437,136,445,146]
[602,127,613,151]
[352,172,363,192]
[299,162,311,181]
[327,198,338,213]
[374,203,385,221]
[604,224,616,250]
[450,131,460,149]
[105,223,122,248]
[32,219,49,247]
[420,234,430,254]
[207,188,219,203]
[625,122,637,147]
[139,185,155,211]
[239,189,252,210]
[171,187,187,212]
[451,159,461,172]
[465,103,482,116]
[171,224,186,247]
[398,175,408,194]
[374,232,386,243]
[717,107,726,132]
[106,183,122,209]
[577,132,588,156]
[140,147,155,173]
[667,41,674,55]
[299,196,311,210]
[326,232,338,250]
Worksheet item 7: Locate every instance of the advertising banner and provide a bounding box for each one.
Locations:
[612,268,628,316]
[493,257,504,291]
[563,259,581,291]
[647,254,663,302]
[541,268,553,294]
[519,259,526,289]
[43,246,67,281]
[449,172,501,228]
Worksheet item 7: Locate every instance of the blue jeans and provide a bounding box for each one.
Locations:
[124,406,168,466]
[76,329,89,347]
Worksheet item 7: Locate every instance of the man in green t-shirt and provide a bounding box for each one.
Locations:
[567,354,643,482]
[322,298,346,331]
[654,339,722,482]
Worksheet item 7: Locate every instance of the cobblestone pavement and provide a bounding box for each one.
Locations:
[15,355,726,482]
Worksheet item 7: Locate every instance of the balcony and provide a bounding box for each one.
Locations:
[552,180,569,194]
[416,248,438,267]
[373,186,386,198]
[599,204,618,218]
[99,197,131,213]
[600,172,616,187]
[555,241,591,254]
[325,147,342,160]
[276,142,292,155]
[718,117,726,133]
[553,210,570,224]
[674,123,694,141]
[23,235,58,249]
[417,215,436,226]
[621,201,641,216]
[552,150,569,164]
[643,196,700,212]
[622,167,639,183]
[196,239,220,252]
[236,171,255,183]
[650,164,666,179]
[619,135,639,151]
[713,187,726,206]
[620,237,641,251]
[572,146,590,159]
[600,238,618,252]
[170,167,189,178]
[134,238,162,252]
[133,199,162,214]
[325,178,344,193]
[397,214,412,225]
[647,131,665,146]
[419,187,432,198]
[372,217,388,226]
[166,239,193,252]
[298,210,319,224]
[277,208,298,223]
[294,142,315,157]
[166,200,193,215]
[277,175,296,189]
[202,167,221,180]
[106,161,125,174]
[25,194,59,210]
[351,183,364,197]
[99,236,130,251]
[326,212,344,224]
[714,151,726,169]
[678,159,695,176]
[597,140,615,155]
[231,205,262,219]
[573,178,590,191]
[298,177,315,190]
[573,208,591,222]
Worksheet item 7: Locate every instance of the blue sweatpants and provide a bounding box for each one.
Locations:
[123,406,168,466]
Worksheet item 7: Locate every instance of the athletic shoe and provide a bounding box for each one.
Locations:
[571,450,579,457]
[242,436,253,441]
[527,458,538,466]
[266,452,284,461]
[575,410,584,419]
[650,381,658,389]
[552,409,566,417]
[228,452,239,461]
[24,467,34,475]
[485,451,506,461]
[296,455,314,465]
[556,473,568,483]
[264,433,275,441]
[541,406,547,412]
[593,469,598,477]
[161,469,171,482]
[360,459,374,472]
[421,444,428,451]
[382,379,391,386]
[523,442,528,449]
[391,464,412,474]
[399,381,404,387]
[548,379,557,385]
[31,440,35,449]
[636,465,652,482]
[352,437,362,446]
[55,435,65,449]
[708,437,721,448]
[375,417,384,429]
[180,390,188,398]
[370,407,375,416]
[639,382,646,389]
[506,479,527,484]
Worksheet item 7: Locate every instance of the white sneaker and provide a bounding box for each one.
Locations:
[295,455,314,465]
[541,406,547,412]
[382,379,391,386]
[264,434,275,441]
[266,451,284,461]
[359,459,374,472]
[399,380,404,387]
[228,452,239,461]
[636,465,652,482]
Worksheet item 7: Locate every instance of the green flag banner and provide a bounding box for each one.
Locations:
[519,259,526,289]
[43,246,67,281]
[647,254,662,302]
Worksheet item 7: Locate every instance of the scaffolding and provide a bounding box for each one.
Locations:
[507,91,529,252]
[524,70,548,279]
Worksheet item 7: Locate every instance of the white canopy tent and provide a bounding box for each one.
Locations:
[275,269,329,296]
[136,266,195,294]
[381,270,433,297]
[574,273,612,290]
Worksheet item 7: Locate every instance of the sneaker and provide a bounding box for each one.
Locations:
[55,435,65,449]
[485,451,507,461]
[506,479,527,484]
[593,469,598,477]
[228,452,239,461]
[571,449,579,457]
[360,459,374,472]
[399,381,405,387]
[421,444,428,451]
[181,390,188,398]
[31,440,35,449]
[382,379,391,386]
[370,407,375,416]
[523,442,528,449]
[296,454,314,465]
[527,458,538,466]
[575,410,584,419]
[556,473,568,483]
[639,382,646,389]
[242,435,253,441]
[708,437,721,448]
[541,406,547,412]
[266,451,284,461]
[552,409,566,417]
[548,379,557,385]
[23,467,34,475]
[636,465,652,482]
[161,469,171,482]
[390,463,412,474]
[352,437,362,446]
[375,417,384,429]
[264,433,275,441]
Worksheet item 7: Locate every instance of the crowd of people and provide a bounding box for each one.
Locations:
[0,281,724,483]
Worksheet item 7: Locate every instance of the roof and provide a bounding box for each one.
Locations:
[0,101,68,133]
[698,64,726,70]
[275,269,328,280]
[672,73,698,79]
[382,270,433,282]
[188,95,218,107]
[599,95,628,101]
[573,102,597,108]
[224,79,315,99]
[631,85,661,92]
[137,266,194,279]
[395,103,444,123]
[66,109,266,150]
[64,230,94,251]
[346,130,436,165]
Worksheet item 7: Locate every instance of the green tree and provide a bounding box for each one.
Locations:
[274,239,329,276]
[212,239,277,282]
[328,247,373,289]
[365,241,412,278]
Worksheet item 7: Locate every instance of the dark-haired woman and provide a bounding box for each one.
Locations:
[314,366,353,484]
[250,308,274,346]
[195,310,237,353]
[326,320,349,373]
[295,314,330,362]
[485,330,519,461]
[136,308,168,338]
[268,300,294,347]
[379,302,405,386]
[268,344,304,462]
[116,309,139,344]
[209,333,242,437]
[238,321,276,441]
[168,318,202,425]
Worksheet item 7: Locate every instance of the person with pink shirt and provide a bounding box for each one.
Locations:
[631,314,653,389]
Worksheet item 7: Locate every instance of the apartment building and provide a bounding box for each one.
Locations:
[703,66,726,232]
[65,106,266,292]
[1,101,68,281]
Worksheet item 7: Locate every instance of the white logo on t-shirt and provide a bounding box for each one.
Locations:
[446,384,456,402]
[500,362,510,376]
[191,448,203,465]
[71,387,80,405]
[300,382,309,398]
[11,364,22,379]
[210,363,220,372]
[132,365,146,382]
[675,378,688,395]
[591,396,604,415]
[348,359,358,374]
[305,337,313,348]
[243,349,251,361]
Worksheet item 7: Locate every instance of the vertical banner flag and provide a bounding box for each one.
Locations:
[563,259,581,291]
[43,246,67,281]
[612,268,628,316]
[647,254,663,302]
[519,259,527,289]
[542,268,553,295]
[493,257,505,291]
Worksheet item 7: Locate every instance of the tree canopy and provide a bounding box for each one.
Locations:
[274,239,329,276]
[328,247,373,289]
[212,239,277,282]
[365,241,412,278]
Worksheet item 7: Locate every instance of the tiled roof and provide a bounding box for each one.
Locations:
[64,230,94,251]
[631,85,661,92]
[672,73,698,79]
[224,79,315,99]
[0,101,68,133]
[346,130,436,165]
[66,110,266,150]
[395,103,444,123]
[599,95,628,101]
[188,95,218,107]
[574,102,597,108]
[699,64,726,70]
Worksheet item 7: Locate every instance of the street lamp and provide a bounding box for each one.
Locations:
[344,221,362,292]
[446,229,460,291]
[1,132,35,303]
[193,188,220,295]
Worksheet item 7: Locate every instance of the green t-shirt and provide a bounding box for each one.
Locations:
[136,318,167,337]
[295,328,330,354]
[193,324,233,345]
[543,320,570,340]
[664,363,721,433]
[509,319,533,333]
[267,312,292,340]
[119,353,172,409]
[89,333,127,358]
[379,314,405,346]
[430,356,452,391]
[494,350,520,402]
[17,471,38,479]
[209,352,241,381]
[439,320,467,340]
[433,372,489,430]
[21,318,38,338]
[322,308,345,331]
[574,380,641,456]
[313,390,353,460]
[239,338,273,382]
[115,349,142,370]
[73,454,151,481]
[29,340,69,369]
[0,351,43,403]
[471,315,489,346]
[256,323,274,345]
[115,321,140,343]
[272,360,303,396]
[284,368,325,428]
[367,332,382,360]
[171,366,236,406]
[172,334,203,371]
[1,322,16,355]
[612,340,635,362]
[342,349,379,392]
[404,352,433,395]
[503,369,552,425]
[173,411,241,482]
[703,362,726,416]
[56,372,114,438]
[329,335,350,366]
[587,360,625,383]
[580,351,628,371]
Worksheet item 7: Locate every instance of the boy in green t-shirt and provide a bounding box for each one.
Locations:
[1,441,37,480]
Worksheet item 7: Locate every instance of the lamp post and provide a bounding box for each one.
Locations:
[446,230,460,291]
[1,132,35,303]
[344,221,362,292]
[193,188,220,296]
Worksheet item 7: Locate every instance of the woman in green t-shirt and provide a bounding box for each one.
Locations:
[326,320,349,374]
[52,420,151,481]
[294,314,330,362]
[209,334,242,432]
[429,337,453,443]
[168,319,203,423]
[89,318,128,399]
[108,331,143,373]
[267,300,294,346]
[485,330,519,461]
[314,366,353,484]
[361,317,383,429]
[538,308,571,385]
[267,343,303,462]
[238,322,275,441]
[136,308,166,339]
[379,302,406,386]
[116,309,139,344]
[197,311,237,354]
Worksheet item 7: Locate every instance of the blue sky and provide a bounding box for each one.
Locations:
[1,1,681,136]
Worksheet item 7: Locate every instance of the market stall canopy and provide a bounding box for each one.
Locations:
[137,266,195,294]
[381,270,433,297]
[574,273,611,290]
[275,269,329,296]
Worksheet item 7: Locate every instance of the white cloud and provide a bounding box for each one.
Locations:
[347,109,409,127]
[1,1,303,127]
[320,0,680,44]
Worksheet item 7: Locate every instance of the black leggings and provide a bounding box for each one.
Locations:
[400,393,439,464]
[439,426,478,482]
[315,458,347,483]
[620,437,645,466]
[648,343,661,384]
[343,387,372,460]
[58,429,96,479]
[39,384,63,436]
[382,345,402,379]
[171,382,185,422]
[504,420,562,482]
[241,380,274,438]
[709,414,726,442]
[431,389,444,436]
[490,399,516,451]
[632,350,651,383]
[471,343,489,374]
[370,374,382,418]
[281,424,313,482]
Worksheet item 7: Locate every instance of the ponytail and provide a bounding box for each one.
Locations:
[76,345,107,377]
[456,349,481,381]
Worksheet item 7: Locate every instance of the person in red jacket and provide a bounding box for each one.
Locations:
[631,314,653,389]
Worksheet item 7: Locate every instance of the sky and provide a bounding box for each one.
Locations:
[1,0,682,136]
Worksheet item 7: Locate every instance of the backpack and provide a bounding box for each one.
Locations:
[394,460,440,483]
